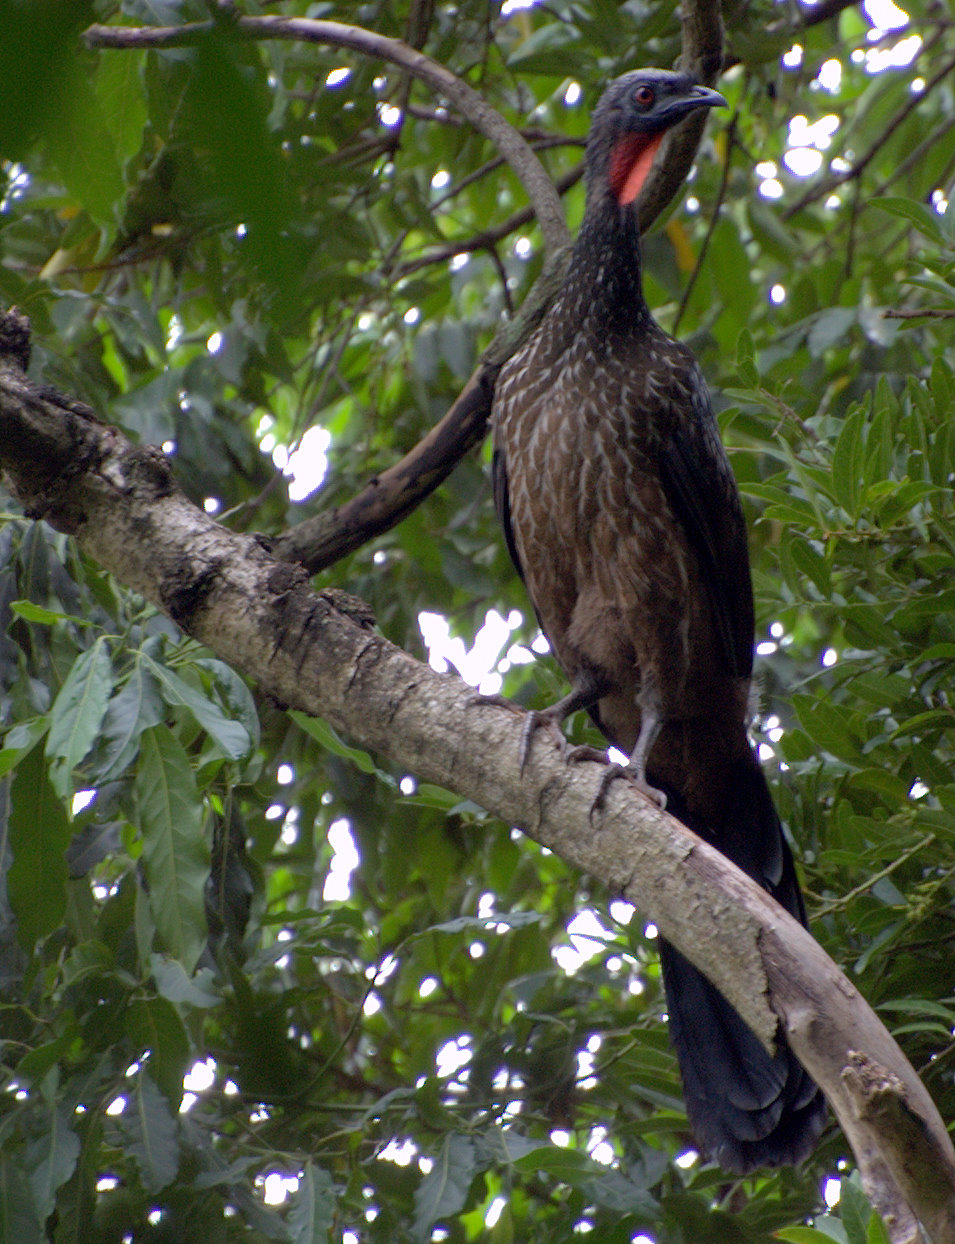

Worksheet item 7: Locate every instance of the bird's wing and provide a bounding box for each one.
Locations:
[657,365,755,680]
[492,446,525,584]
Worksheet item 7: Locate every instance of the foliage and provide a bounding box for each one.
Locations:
[1,0,954,1240]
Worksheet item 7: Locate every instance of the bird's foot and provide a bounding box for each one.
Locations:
[466,694,567,776]
[518,709,570,775]
[564,743,611,766]
[591,763,667,820]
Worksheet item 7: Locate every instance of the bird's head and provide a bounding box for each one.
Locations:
[587,70,727,207]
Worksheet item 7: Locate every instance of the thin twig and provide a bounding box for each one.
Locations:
[430,136,585,214]
[784,38,955,219]
[883,308,955,319]
[814,834,936,918]
[672,112,737,335]
[397,163,584,277]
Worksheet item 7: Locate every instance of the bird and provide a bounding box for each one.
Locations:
[490,69,827,1172]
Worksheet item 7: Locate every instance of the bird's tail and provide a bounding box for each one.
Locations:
[654,758,826,1172]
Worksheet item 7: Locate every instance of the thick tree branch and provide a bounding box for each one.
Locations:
[84,14,569,255]
[3,310,955,1243]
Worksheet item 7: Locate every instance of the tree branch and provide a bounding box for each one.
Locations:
[3,309,955,1243]
[84,14,570,254]
[883,308,955,319]
[395,162,584,278]
[784,40,955,220]
[636,0,725,232]
[672,113,737,335]
[270,247,572,574]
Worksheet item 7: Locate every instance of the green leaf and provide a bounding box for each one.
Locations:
[135,725,209,972]
[808,308,856,357]
[94,43,148,171]
[124,996,191,1107]
[413,1134,476,1241]
[871,197,949,249]
[193,658,261,751]
[9,600,92,626]
[94,657,164,781]
[0,717,49,778]
[288,1162,337,1243]
[290,710,393,782]
[831,405,867,518]
[777,1231,840,1243]
[25,1103,81,1222]
[0,1156,41,1242]
[425,911,542,936]
[736,328,758,388]
[581,1169,658,1218]
[866,1207,892,1244]
[44,56,124,226]
[746,199,797,262]
[142,654,251,760]
[839,1177,873,1244]
[150,954,221,1008]
[46,639,114,797]
[115,1072,180,1193]
[513,1144,601,1182]
[792,695,864,763]
[474,1130,552,1168]
[506,24,582,75]
[7,743,71,949]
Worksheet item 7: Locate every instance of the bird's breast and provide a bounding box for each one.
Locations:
[494,328,703,678]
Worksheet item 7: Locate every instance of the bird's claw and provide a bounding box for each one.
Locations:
[565,743,610,766]
[518,710,567,775]
[590,764,667,822]
[466,695,568,776]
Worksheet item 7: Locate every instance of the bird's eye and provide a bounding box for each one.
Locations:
[633,85,655,107]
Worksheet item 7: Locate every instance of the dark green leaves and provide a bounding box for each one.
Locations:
[414,1133,476,1240]
[46,638,113,798]
[114,1073,180,1194]
[135,725,208,971]
[288,1163,337,1243]
[7,744,71,949]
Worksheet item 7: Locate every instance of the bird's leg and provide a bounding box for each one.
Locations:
[592,705,667,814]
[469,669,607,775]
[516,669,607,774]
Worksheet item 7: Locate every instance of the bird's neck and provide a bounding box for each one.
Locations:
[561,195,652,338]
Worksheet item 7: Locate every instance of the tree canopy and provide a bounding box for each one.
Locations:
[1,1,955,1242]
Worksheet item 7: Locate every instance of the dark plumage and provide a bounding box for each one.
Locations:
[492,69,826,1172]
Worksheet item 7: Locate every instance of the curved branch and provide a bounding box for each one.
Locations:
[672,112,737,335]
[84,14,570,253]
[3,309,955,1242]
[270,247,572,574]
[637,0,725,231]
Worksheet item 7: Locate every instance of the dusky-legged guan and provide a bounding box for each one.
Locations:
[491,70,826,1172]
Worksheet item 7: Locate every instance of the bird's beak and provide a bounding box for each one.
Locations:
[691,85,728,110]
[649,82,728,131]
